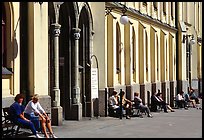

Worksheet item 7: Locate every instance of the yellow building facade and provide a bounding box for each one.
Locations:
[104,2,202,110]
[2,2,202,125]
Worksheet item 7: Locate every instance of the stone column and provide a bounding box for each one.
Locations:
[71,28,82,120]
[51,23,63,126]
[50,2,64,126]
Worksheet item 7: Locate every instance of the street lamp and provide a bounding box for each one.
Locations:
[105,5,130,25]
[183,34,195,89]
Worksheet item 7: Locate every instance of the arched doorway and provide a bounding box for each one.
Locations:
[59,3,76,120]
[78,6,91,117]
[48,2,77,120]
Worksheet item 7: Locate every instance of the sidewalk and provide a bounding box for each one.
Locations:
[51,107,202,138]
[12,102,202,138]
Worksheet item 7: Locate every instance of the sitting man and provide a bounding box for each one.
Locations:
[108,90,120,117]
[134,92,153,118]
[189,89,200,104]
[183,91,196,108]
[151,91,168,113]
[156,93,175,112]
[175,91,188,109]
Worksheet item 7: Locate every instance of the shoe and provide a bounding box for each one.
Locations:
[50,133,58,138]
[171,110,175,112]
[184,107,188,110]
[147,114,153,118]
[126,116,131,119]
[164,111,168,113]
[35,134,43,138]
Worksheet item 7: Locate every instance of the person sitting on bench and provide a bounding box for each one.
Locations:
[24,94,57,138]
[134,92,153,118]
[175,91,188,109]
[156,93,175,112]
[9,94,42,138]
[108,90,120,117]
[151,91,168,113]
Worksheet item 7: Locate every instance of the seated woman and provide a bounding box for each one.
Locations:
[108,90,120,117]
[151,91,168,113]
[134,92,153,117]
[119,91,132,119]
[156,93,175,112]
[24,94,57,138]
[151,92,162,112]
[9,94,42,138]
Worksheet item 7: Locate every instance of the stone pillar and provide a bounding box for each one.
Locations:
[71,28,82,120]
[51,23,63,126]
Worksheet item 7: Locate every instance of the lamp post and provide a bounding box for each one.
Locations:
[51,2,64,126]
[183,34,195,90]
[105,5,130,25]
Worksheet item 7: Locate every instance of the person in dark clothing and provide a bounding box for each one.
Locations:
[151,92,161,112]
[156,93,175,112]
[9,94,42,138]
[189,89,200,104]
[119,91,132,119]
[151,91,168,113]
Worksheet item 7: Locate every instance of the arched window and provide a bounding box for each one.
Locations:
[171,2,174,20]
[153,2,158,11]
[2,5,6,67]
[156,34,159,81]
[145,30,148,82]
[166,39,168,80]
[132,27,136,82]
[116,22,121,74]
[163,2,166,15]
[116,22,121,84]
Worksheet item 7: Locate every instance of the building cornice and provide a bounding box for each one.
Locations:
[106,2,178,33]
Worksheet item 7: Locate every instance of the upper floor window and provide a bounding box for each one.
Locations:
[163,2,166,15]
[153,2,158,11]
[143,2,147,7]
[171,2,174,19]
[116,22,121,74]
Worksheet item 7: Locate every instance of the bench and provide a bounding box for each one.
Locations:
[131,101,147,118]
[2,107,34,137]
[2,107,18,137]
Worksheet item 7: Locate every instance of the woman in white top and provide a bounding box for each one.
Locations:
[24,94,57,138]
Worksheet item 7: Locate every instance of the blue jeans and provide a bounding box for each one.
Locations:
[15,118,37,135]
[25,113,41,132]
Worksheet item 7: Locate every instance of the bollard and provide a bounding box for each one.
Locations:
[119,89,123,119]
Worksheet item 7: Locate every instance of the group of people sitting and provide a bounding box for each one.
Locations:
[108,89,178,119]
[8,94,57,138]
[108,88,201,119]
[175,88,201,109]
[108,90,154,119]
